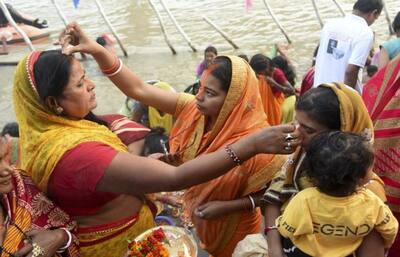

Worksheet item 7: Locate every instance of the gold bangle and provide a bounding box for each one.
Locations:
[225,145,242,166]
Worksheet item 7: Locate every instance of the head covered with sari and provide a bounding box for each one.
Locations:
[281,82,384,200]
[170,55,286,256]
[13,51,127,192]
[363,54,400,212]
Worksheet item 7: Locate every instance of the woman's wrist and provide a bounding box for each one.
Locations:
[229,134,257,163]
[55,228,72,252]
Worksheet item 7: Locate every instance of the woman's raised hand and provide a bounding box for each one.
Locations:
[253,124,301,155]
[61,22,103,56]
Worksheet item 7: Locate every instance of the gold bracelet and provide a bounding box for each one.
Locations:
[225,145,242,166]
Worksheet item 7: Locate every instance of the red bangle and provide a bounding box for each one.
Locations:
[264,225,277,235]
[101,56,119,74]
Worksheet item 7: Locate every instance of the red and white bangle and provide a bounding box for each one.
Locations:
[264,225,277,235]
[101,57,123,77]
[106,58,123,77]
[56,228,72,253]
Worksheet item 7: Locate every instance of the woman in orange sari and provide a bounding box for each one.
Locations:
[249,54,294,126]
[363,54,400,257]
[169,56,287,257]
[14,22,300,257]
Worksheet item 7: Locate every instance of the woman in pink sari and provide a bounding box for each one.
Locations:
[362,54,400,257]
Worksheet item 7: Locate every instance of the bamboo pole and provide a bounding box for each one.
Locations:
[310,0,324,28]
[332,0,345,17]
[51,0,69,25]
[202,15,239,50]
[147,0,176,54]
[94,0,128,57]
[0,0,34,51]
[158,0,197,52]
[382,0,394,35]
[261,0,291,44]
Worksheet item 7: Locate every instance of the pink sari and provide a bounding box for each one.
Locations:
[362,54,400,257]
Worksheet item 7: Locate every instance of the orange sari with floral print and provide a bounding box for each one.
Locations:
[170,56,286,257]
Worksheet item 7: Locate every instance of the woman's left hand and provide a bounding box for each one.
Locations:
[15,229,67,257]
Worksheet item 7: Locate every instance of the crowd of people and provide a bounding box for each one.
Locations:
[0,0,399,256]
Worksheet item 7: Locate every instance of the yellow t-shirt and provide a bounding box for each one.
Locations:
[276,187,398,257]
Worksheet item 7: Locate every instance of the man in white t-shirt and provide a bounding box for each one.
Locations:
[313,0,383,93]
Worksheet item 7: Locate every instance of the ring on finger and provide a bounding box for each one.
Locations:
[32,242,45,257]
[285,133,295,141]
[284,146,292,151]
[284,142,292,151]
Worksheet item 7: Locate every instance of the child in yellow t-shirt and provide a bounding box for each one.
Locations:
[276,131,398,257]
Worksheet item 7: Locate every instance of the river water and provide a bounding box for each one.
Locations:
[0,0,398,128]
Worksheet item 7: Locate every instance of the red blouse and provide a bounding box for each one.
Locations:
[48,115,149,217]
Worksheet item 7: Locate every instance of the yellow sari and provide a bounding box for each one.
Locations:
[13,51,155,257]
[148,81,175,135]
[170,56,286,257]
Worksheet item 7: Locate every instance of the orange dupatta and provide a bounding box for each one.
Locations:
[170,56,286,257]
[257,75,284,126]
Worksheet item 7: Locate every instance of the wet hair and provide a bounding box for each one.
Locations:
[96,36,107,47]
[1,122,19,137]
[34,50,107,126]
[142,127,169,156]
[392,11,400,33]
[204,46,217,56]
[238,54,249,62]
[296,87,341,130]
[306,131,374,196]
[272,56,296,85]
[353,0,383,14]
[249,54,273,75]
[208,56,232,92]
[366,65,378,77]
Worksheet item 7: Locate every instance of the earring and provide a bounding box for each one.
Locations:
[56,107,63,115]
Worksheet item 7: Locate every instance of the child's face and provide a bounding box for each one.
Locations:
[295,110,329,147]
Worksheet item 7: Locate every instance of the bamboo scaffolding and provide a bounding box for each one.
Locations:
[202,15,239,50]
[94,0,128,56]
[148,0,176,54]
[261,0,291,44]
[0,0,34,51]
[158,0,197,52]
[311,0,324,28]
[332,0,345,17]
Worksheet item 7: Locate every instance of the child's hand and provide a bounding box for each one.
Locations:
[194,201,227,219]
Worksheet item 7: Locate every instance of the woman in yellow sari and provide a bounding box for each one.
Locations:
[13,22,300,257]
[168,56,287,257]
